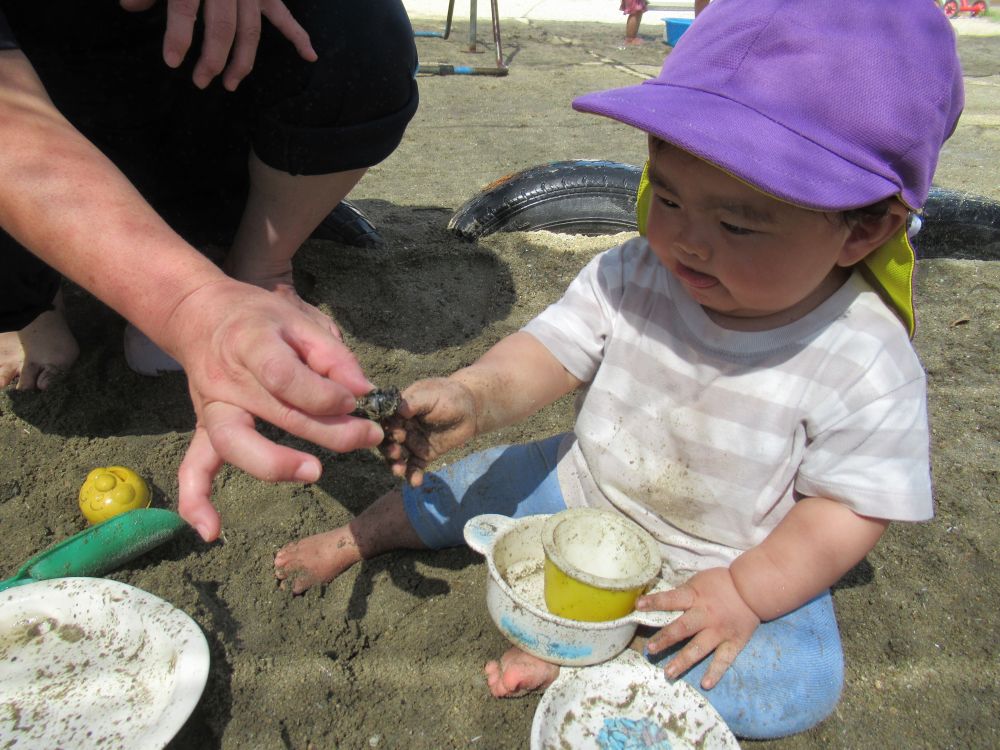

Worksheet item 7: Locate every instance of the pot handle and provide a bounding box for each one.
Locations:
[462,514,515,556]
[629,608,681,629]
[628,576,682,628]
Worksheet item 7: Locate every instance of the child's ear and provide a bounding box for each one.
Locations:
[837,202,909,267]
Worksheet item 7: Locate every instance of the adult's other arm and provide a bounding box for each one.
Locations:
[120,0,318,91]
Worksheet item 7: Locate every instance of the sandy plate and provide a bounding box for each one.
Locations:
[531,648,740,750]
[0,577,209,749]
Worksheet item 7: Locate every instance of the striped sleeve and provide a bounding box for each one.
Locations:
[523,245,625,383]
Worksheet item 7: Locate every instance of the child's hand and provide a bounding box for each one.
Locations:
[638,567,760,690]
[379,378,478,485]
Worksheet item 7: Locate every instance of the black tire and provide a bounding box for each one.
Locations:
[311,200,384,248]
[918,187,1000,260]
[448,160,1000,260]
[448,160,643,240]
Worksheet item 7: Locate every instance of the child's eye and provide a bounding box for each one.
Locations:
[721,222,755,236]
[656,196,679,208]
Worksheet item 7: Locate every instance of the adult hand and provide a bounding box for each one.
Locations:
[163,279,382,541]
[379,378,480,486]
[638,567,760,690]
[120,0,318,91]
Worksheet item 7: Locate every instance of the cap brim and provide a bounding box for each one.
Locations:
[573,83,902,212]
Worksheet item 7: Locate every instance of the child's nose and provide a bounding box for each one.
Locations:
[674,225,711,261]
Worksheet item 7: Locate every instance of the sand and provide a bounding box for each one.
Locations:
[1,14,998,750]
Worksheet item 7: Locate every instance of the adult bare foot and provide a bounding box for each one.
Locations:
[0,332,23,388]
[484,647,561,698]
[0,295,79,390]
[274,526,363,594]
[224,253,296,295]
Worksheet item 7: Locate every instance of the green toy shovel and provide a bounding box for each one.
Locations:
[0,507,188,592]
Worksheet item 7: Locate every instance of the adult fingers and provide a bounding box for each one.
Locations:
[206,309,366,415]
[161,0,201,70]
[177,425,225,541]
[236,351,384,452]
[120,0,158,12]
[191,0,237,88]
[260,0,317,61]
[221,0,262,91]
[244,335,359,416]
[198,400,326,482]
[278,319,373,400]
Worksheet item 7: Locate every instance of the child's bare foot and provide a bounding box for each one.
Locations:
[276,489,425,595]
[484,646,561,698]
[0,295,79,391]
[274,526,362,594]
[623,36,643,46]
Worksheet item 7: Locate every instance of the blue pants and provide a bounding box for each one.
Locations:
[403,435,845,740]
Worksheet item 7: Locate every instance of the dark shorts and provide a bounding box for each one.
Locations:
[0,0,418,330]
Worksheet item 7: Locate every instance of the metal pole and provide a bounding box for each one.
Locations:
[490,0,505,69]
[468,0,478,53]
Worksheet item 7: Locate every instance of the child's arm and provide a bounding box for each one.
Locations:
[728,496,889,620]
[640,496,888,689]
[383,331,583,484]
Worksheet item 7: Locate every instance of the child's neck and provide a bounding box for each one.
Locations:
[704,267,852,332]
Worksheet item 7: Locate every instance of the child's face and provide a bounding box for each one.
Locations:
[645,143,858,330]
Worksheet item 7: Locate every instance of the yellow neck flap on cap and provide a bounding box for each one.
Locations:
[635,163,916,338]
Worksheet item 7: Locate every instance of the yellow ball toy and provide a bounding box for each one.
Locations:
[79,466,151,524]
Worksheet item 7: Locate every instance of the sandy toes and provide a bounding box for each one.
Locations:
[484,647,561,698]
[274,527,362,595]
[0,295,79,390]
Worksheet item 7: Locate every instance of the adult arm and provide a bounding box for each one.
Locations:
[120,0,317,91]
[640,496,888,688]
[0,49,380,540]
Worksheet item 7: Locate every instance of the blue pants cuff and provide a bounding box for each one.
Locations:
[402,434,567,549]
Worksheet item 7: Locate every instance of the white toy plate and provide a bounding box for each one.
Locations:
[0,577,209,749]
[531,648,740,750]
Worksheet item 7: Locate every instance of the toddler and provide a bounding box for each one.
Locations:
[620,0,648,46]
[275,0,963,738]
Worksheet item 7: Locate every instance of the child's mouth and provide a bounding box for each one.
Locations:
[674,261,719,289]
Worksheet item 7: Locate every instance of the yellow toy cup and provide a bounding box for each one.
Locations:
[79,466,151,525]
[542,508,661,622]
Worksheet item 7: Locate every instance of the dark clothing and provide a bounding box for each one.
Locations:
[0,0,418,331]
[0,8,15,49]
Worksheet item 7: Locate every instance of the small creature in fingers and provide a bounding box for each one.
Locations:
[352,386,402,421]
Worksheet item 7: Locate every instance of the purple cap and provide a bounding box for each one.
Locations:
[573,0,964,211]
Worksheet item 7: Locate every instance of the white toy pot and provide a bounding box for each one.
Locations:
[464,513,679,667]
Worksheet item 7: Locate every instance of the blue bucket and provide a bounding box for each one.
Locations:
[664,18,693,46]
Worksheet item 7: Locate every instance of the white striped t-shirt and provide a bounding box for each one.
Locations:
[523,238,933,575]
